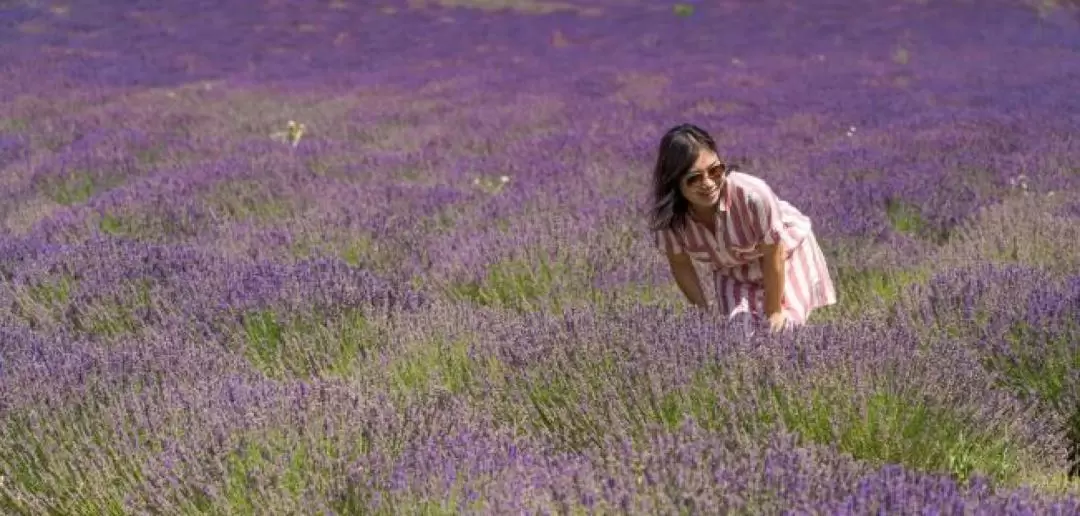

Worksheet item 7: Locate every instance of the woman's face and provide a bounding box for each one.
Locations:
[678,148,728,212]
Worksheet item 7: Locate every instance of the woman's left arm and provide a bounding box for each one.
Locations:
[759,241,785,319]
[740,176,797,329]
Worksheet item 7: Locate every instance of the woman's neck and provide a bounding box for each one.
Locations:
[689,204,717,226]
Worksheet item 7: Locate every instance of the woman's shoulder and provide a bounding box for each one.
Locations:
[728,170,772,189]
[727,171,777,201]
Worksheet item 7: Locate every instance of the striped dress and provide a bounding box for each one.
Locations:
[655,171,836,326]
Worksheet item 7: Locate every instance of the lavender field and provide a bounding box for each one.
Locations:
[1,0,1079,513]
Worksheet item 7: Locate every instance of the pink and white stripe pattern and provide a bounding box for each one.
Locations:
[656,171,837,325]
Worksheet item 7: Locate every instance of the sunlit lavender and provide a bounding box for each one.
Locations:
[2,0,1080,513]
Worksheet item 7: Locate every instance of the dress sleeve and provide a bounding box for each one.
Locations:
[655,227,684,256]
[742,178,801,250]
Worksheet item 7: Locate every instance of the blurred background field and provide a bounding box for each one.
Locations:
[1,0,1080,513]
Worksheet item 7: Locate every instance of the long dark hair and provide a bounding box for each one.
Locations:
[648,123,719,232]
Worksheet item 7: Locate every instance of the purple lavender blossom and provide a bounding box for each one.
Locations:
[1,0,1079,511]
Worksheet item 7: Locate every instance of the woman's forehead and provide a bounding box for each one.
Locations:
[691,149,721,170]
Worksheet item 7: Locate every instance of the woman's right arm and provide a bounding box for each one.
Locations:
[667,252,710,309]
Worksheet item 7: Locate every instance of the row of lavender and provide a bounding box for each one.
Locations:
[2,0,1080,512]
[1,239,1079,511]
[2,95,1077,297]
[3,0,1079,242]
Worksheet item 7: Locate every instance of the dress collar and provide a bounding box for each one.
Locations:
[717,184,731,213]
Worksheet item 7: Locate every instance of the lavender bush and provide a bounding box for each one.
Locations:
[2,0,1080,512]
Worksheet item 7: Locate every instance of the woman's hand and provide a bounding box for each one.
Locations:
[767,311,787,333]
[667,251,710,310]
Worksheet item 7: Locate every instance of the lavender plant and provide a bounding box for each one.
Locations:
[1,0,1079,512]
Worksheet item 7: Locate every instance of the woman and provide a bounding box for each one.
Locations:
[649,123,836,334]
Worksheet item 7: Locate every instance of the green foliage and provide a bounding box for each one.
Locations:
[442,250,649,314]
[98,212,128,236]
[943,199,1080,276]
[0,117,28,132]
[333,486,474,516]
[814,266,929,323]
[980,320,1080,474]
[886,199,951,243]
[204,179,295,222]
[9,274,155,339]
[221,435,309,514]
[681,363,1022,484]
[339,236,375,267]
[285,230,415,278]
[9,273,75,328]
[96,210,203,242]
[514,357,621,452]
[81,279,154,339]
[885,198,927,236]
[496,352,1026,485]
[388,337,490,399]
[763,382,1017,484]
[158,423,374,515]
[239,308,381,379]
[39,171,124,206]
[985,321,1077,408]
[446,255,578,313]
[133,145,166,167]
[0,402,145,514]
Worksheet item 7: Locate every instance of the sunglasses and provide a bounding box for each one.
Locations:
[683,161,729,187]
